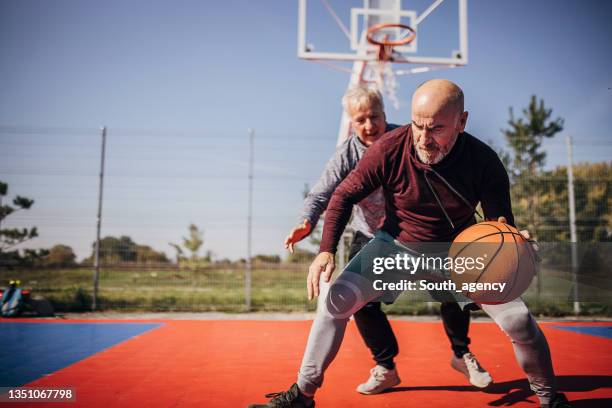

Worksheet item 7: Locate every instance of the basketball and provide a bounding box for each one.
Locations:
[449,221,537,303]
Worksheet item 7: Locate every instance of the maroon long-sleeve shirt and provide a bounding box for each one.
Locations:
[320,125,515,253]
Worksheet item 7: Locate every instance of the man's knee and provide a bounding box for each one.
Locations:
[325,280,365,319]
[498,310,539,344]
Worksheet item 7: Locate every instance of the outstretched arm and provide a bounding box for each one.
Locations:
[307,144,386,299]
[285,146,352,253]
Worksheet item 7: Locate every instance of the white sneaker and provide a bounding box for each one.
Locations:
[356,365,401,395]
[450,352,493,388]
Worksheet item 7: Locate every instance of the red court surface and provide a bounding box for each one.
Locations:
[1,318,611,407]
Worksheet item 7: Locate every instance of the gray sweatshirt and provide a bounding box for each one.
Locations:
[300,124,399,237]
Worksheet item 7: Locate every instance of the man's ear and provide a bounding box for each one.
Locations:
[458,111,468,132]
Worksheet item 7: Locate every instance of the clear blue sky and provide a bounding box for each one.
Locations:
[1,0,611,261]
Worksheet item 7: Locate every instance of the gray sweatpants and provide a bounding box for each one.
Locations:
[297,231,556,405]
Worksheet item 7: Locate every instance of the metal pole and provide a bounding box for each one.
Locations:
[0,194,3,231]
[92,126,107,311]
[245,128,254,311]
[566,135,580,315]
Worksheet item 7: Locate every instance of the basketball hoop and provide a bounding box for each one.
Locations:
[365,23,416,109]
[366,23,416,60]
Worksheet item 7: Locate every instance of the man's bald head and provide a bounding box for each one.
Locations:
[412,79,464,116]
[410,79,468,165]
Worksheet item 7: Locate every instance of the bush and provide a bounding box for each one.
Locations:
[43,245,77,267]
[287,248,316,263]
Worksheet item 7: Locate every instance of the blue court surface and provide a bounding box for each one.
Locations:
[551,325,612,340]
[0,320,610,407]
[0,322,163,387]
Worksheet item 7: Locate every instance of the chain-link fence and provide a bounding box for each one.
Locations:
[1,126,610,315]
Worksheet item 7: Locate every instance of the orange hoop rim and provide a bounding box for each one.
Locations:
[366,23,416,47]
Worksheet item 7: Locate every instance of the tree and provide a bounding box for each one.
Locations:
[135,244,170,264]
[533,162,612,242]
[0,181,45,267]
[253,254,281,264]
[0,248,49,267]
[87,235,169,265]
[501,96,564,240]
[287,247,317,263]
[503,96,564,178]
[182,224,204,261]
[169,243,186,264]
[96,236,138,263]
[169,224,209,267]
[44,244,77,267]
[0,181,38,252]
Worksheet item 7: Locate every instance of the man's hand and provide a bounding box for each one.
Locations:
[307,252,335,300]
[497,216,541,255]
[284,220,313,253]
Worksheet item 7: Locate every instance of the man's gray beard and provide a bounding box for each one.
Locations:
[414,134,458,165]
[415,147,444,164]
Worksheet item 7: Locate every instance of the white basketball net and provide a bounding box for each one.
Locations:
[375,61,399,110]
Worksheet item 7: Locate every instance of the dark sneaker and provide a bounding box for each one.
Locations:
[248,383,314,408]
[542,393,571,408]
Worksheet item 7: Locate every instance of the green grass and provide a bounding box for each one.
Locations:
[1,265,609,315]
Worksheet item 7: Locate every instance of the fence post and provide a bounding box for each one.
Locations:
[565,136,580,315]
[92,126,107,311]
[245,129,254,311]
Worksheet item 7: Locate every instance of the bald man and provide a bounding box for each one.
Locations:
[249,80,570,408]
[286,85,493,395]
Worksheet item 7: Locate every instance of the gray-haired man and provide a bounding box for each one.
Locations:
[282,86,491,397]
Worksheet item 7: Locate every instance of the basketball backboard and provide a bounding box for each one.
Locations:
[297,0,468,68]
[297,0,469,144]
